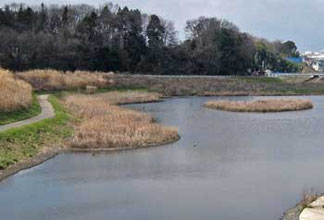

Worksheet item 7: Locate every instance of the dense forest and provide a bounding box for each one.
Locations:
[0,3,300,75]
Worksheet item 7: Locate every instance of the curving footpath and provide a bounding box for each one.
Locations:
[0,95,54,133]
[0,94,57,182]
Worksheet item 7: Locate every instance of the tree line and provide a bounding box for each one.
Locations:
[0,3,301,75]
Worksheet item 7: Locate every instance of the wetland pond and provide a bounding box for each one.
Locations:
[1,96,324,220]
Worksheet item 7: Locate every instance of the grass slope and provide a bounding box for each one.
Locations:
[115,74,324,96]
[0,95,72,170]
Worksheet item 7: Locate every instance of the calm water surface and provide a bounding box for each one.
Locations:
[1,96,324,220]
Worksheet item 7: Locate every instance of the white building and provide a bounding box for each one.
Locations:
[302,52,324,72]
[312,60,324,72]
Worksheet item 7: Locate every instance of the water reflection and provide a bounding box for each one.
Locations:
[1,96,324,220]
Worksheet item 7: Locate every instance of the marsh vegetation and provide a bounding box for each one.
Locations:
[0,69,33,112]
[204,99,313,112]
[94,91,162,104]
[64,93,179,150]
[17,69,114,91]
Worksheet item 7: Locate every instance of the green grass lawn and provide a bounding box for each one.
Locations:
[0,95,41,126]
[0,95,72,170]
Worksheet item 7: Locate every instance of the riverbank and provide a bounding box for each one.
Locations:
[13,69,324,97]
[0,146,63,182]
[114,74,324,96]
[0,91,179,182]
[0,95,72,181]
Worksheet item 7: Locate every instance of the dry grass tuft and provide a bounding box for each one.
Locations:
[64,94,178,149]
[17,69,114,91]
[94,91,162,105]
[204,99,313,113]
[0,69,32,112]
[301,190,319,209]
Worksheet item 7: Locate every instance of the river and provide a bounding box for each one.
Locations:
[1,96,324,220]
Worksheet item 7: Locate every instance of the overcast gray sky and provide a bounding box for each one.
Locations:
[2,0,323,52]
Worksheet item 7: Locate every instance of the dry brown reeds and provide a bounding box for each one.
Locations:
[94,91,162,104]
[300,190,319,209]
[0,69,32,112]
[17,69,114,91]
[204,99,313,113]
[63,94,179,150]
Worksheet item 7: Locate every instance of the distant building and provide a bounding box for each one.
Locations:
[312,60,324,72]
[301,51,324,72]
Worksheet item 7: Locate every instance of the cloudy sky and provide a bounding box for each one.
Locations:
[2,0,324,52]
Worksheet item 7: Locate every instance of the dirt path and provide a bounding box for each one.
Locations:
[0,95,54,132]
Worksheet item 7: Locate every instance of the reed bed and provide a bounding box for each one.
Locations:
[64,95,178,149]
[94,91,162,104]
[17,69,114,91]
[204,99,313,112]
[0,69,32,112]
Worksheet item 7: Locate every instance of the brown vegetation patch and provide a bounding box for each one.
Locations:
[0,69,32,112]
[114,74,324,96]
[94,91,162,104]
[63,95,179,150]
[17,69,114,91]
[204,99,313,113]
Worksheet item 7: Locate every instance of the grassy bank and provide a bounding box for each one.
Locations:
[0,95,41,125]
[0,90,171,177]
[204,99,313,113]
[0,96,72,170]
[64,93,179,150]
[114,75,324,96]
